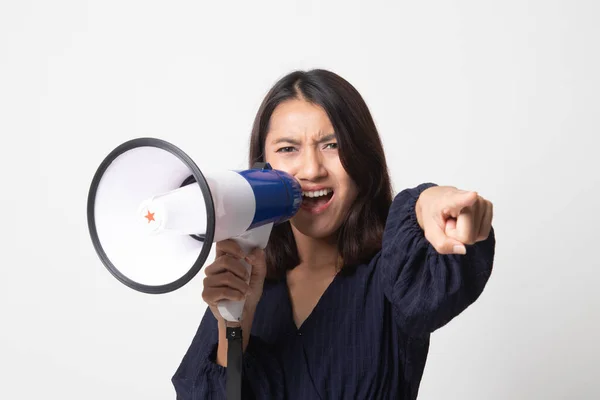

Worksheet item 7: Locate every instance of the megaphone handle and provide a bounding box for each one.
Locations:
[217,223,273,322]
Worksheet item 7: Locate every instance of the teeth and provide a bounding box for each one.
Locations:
[302,188,333,198]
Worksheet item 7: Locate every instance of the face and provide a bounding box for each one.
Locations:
[264,99,358,240]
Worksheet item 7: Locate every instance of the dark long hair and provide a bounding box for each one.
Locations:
[249,69,393,280]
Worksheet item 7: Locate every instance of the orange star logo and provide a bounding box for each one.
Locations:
[145,210,155,223]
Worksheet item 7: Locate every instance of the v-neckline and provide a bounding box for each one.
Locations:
[282,269,342,332]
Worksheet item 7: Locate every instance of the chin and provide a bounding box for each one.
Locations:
[290,216,340,240]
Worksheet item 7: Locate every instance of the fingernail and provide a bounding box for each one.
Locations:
[453,245,467,255]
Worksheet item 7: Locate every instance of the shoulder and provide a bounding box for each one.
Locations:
[254,277,288,314]
[262,276,286,294]
[388,183,437,214]
[381,182,437,242]
[250,277,290,342]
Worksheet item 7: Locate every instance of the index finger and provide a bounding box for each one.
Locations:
[442,191,478,218]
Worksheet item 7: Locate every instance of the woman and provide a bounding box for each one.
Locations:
[172,69,496,399]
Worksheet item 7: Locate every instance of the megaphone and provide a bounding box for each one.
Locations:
[86,137,302,322]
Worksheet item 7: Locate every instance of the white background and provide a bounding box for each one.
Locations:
[1,1,599,399]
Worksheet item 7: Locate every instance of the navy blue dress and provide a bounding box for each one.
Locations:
[172,183,496,399]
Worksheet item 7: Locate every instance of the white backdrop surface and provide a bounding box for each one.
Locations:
[1,1,599,399]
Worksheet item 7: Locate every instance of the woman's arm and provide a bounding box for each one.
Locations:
[172,307,284,400]
[378,183,496,337]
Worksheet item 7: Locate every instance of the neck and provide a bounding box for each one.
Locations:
[290,225,340,276]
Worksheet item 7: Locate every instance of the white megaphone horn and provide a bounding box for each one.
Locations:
[87,137,303,322]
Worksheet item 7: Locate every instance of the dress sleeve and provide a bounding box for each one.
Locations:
[171,307,284,400]
[377,183,496,337]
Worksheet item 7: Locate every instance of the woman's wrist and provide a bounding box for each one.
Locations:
[215,309,256,367]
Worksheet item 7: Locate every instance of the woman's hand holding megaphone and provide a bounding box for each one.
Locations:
[202,239,267,366]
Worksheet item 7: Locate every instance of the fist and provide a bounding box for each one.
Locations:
[416,186,493,255]
[202,240,267,323]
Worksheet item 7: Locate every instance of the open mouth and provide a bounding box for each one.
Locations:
[301,188,334,213]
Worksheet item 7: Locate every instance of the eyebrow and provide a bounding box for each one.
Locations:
[271,133,337,146]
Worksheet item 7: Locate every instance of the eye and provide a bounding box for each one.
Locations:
[276,146,297,153]
[323,142,338,150]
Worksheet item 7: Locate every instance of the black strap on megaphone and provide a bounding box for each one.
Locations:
[226,325,243,400]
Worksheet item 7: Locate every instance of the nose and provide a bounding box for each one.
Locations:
[296,148,327,181]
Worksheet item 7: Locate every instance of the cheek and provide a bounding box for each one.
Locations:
[263,149,273,164]
[265,153,297,175]
[263,151,280,168]
[267,159,294,175]
[331,163,355,193]
[339,177,358,205]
